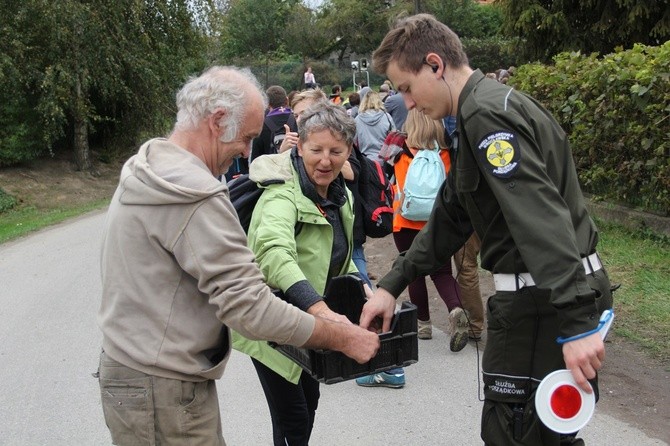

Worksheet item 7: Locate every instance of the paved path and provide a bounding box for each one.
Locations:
[0,211,666,445]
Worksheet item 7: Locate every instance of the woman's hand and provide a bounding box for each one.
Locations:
[307,301,352,325]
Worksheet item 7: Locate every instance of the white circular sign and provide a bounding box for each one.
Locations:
[535,369,596,434]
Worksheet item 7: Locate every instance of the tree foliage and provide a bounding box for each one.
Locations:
[0,0,213,170]
[499,0,670,62]
[510,42,670,214]
[425,0,503,39]
[318,0,402,64]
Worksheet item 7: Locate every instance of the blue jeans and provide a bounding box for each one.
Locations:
[352,245,403,377]
[352,243,372,288]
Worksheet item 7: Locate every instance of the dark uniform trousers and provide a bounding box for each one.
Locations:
[481,268,612,445]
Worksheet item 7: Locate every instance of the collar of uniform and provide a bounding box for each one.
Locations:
[458,69,485,121]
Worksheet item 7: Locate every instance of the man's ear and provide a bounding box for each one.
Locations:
[296,138,304,156]
[425,52,443,76]
[209,108,227,135]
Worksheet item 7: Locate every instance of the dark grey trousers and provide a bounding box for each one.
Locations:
[480,269,612,445]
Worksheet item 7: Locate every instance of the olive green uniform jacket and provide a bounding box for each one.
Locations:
[379,70,606,342]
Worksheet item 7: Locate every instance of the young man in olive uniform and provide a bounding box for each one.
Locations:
[360,14,613,446]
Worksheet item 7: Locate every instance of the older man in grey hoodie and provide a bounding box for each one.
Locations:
[97,66,379,446]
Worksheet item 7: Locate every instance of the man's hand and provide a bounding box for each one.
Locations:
[562,332,605,393]
[305,317,380,364]
[338,324,380,364]
[359,287,396,332]
[279,125,298,153]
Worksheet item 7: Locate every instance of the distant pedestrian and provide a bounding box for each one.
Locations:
[354,91,395,163]
[304,66,316,89]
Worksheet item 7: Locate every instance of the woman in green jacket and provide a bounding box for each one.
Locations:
[233,100,367,446]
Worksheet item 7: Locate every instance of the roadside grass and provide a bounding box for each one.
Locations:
[595,218,670,363]
[0,199,109,244]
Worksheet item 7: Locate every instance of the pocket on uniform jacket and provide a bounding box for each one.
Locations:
[587,268,613,313]
[456,166,480,192]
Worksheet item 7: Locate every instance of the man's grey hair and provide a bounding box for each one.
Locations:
[175,66,268,142]
[298,101,356,147]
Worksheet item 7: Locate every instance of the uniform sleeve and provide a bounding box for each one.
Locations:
[377,180,473,297]
[465,107,597,337]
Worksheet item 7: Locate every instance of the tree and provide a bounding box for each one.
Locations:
[284,4,333,61]
[426,0,503,39]
[220,0,303,84]
[0,0,212,171]
[316,0,409,65]
[499,0,670,62]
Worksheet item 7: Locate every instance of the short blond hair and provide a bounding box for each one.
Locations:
[290,88,327,110]
[403,109,447,149]
[359,91,385,113]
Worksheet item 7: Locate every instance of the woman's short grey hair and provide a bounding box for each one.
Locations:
[175,66,268,142]
[298,101,356,147]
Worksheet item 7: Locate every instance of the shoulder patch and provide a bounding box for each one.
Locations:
[476,131,520,178]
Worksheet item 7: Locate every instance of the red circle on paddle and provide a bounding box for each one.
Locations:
[550,384,582,419]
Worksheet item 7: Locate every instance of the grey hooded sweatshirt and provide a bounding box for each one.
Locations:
[98,138,314,382]
[354,110,395,162]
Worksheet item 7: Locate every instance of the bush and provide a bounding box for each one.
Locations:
[462,37,523,74]
[0,187,17,213]
[510,42,670,215]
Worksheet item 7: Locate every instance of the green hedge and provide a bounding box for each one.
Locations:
[0,187,17,213]
[510,42,670,215]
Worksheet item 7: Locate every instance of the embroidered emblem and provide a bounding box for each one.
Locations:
[477,131,520,178]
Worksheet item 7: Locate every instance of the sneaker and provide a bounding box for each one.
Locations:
[417,319,432,339]
[449,307,469,352]
[355,371,405,388]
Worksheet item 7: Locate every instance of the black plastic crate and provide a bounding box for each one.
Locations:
[273,275,418,384]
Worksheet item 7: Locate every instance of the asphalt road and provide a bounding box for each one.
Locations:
[0,211,666,445]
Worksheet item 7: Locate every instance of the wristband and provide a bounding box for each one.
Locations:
[556,309,614,344]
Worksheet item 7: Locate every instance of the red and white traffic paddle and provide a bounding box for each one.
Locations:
[535,309,614,434]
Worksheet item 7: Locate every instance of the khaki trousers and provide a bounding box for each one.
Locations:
[98,351,225,446]
[454,233,485,338]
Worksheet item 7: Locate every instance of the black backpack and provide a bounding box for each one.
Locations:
[227,174,263,233]
[354,146,394,238]
[265,113,297,154]
[228,174,286,233]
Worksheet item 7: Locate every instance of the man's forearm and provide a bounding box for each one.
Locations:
[303,316,380,364]
[303,316,348,350]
